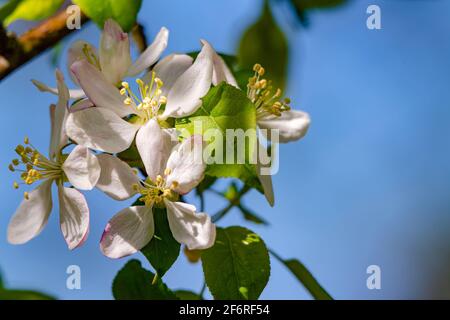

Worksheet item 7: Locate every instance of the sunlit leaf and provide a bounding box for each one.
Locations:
[4,0,64,26]
[73,0,142,32]
[238,0,288,92]
[175,83,263,192]
[202,226,270,300]
[112,259,178,300]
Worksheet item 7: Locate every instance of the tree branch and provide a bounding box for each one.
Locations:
[0,8,88,81]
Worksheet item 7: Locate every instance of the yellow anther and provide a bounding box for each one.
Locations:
[33,158,39,165]
[155,88,162,97]
[170,181,179,189]
[253,64,262,72]
[132,183,139,191]
[155,78,163,88]
[143,97,151,104]
[132,169,139,175]
[120,88,127,96]
[121,82,129,89]
[136,78,144,86]
[258,79,267,89]
[156,175,163,184]
[25,177,33,185]
[24,136,29,144]
[124,97,132,105]
[8,164,15,172]
[24,192,29,200]
[12,159,19,166]
[15,145,25,154]
[25,147,32,153]
[13,182,19,189]
[151,100,158,107]
[164,168,172,176]
[258,67,265,76]
[159,96,167,104]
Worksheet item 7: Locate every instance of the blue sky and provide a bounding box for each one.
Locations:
[1,0,450,299]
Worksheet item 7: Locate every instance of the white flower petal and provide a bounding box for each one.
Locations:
[200,39,238,87]
[49,71,69,159]
[62,145,101,190]
[165,200,215,250]
[7,180,53,245]
[31,79,86,100]
[258,110,311,143]
[136,119,176,181]
[126,27,169,77]
[70,59,132,118]
[58,186,90,250]
[66,107,139,154]
[70,99,94,113]
[67,40,97,86]
[96,153,139,201]
[153,54,193,96]
[166,135,205,194]
[162,41,214,119]
[99,19,132,85]
[100,206,154,259]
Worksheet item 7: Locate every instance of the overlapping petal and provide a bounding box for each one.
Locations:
[258,110,311,143]
[100,206,154,259]
[62,145,101,190]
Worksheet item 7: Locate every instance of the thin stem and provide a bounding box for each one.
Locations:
[199,281,207,299]
[199,192,205,212]
[211,185,250,223]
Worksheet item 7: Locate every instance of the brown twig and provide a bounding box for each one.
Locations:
[0,8,88,81]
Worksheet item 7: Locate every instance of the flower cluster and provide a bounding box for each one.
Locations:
[7,19,310,259]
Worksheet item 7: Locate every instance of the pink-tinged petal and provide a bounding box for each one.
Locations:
[165,200,216,250]
[71,59,132,118]
[258,110,311,143]
[65,107,139,154]
[161,41,214,119]
[165,135,206,194]
[153,54,193,96]
[136,119,176,181]
[62,145,101,190]
[126,27,169,77]
[96,154,139,201]
[67,40,97,86]
[31,79,86,100]
[200,39,238,87]
[49,70,69,160]
[58,186,90,250]
[7,180,53,245]
[100,19,132,85]
[100,206,154,259]
[70,99,94,113]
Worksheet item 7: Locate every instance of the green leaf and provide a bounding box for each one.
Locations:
[73,0,143,32]
[3,0,64,26]
[283,259,332,300]
[112,259,178,300]
[174,290,202,300]
[238,0,288,92]
[195,175,217,196]
[201,226,270,300]
[141,207,180,278]
[0,0,21,23]
[0,289,55,300]
[175,83,262,192]
[238,205,269,225]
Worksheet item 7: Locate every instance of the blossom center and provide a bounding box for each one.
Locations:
[247,63,291,119]
[9,137,63,199]
[133,168,179,207]
[120,71,167,124]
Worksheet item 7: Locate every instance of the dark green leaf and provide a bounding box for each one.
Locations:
[202,226,270,300]
[112,259,178,300]
[3,0,64,26]
[0,0,22,23]
[175,83,263,192]
[238,0,288,91]
[195,175,217,196]
[73,0,143,32]
[0,289,55,300]
[238,205,269,225]
[174,290,202,300]
[141,207,180,278]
